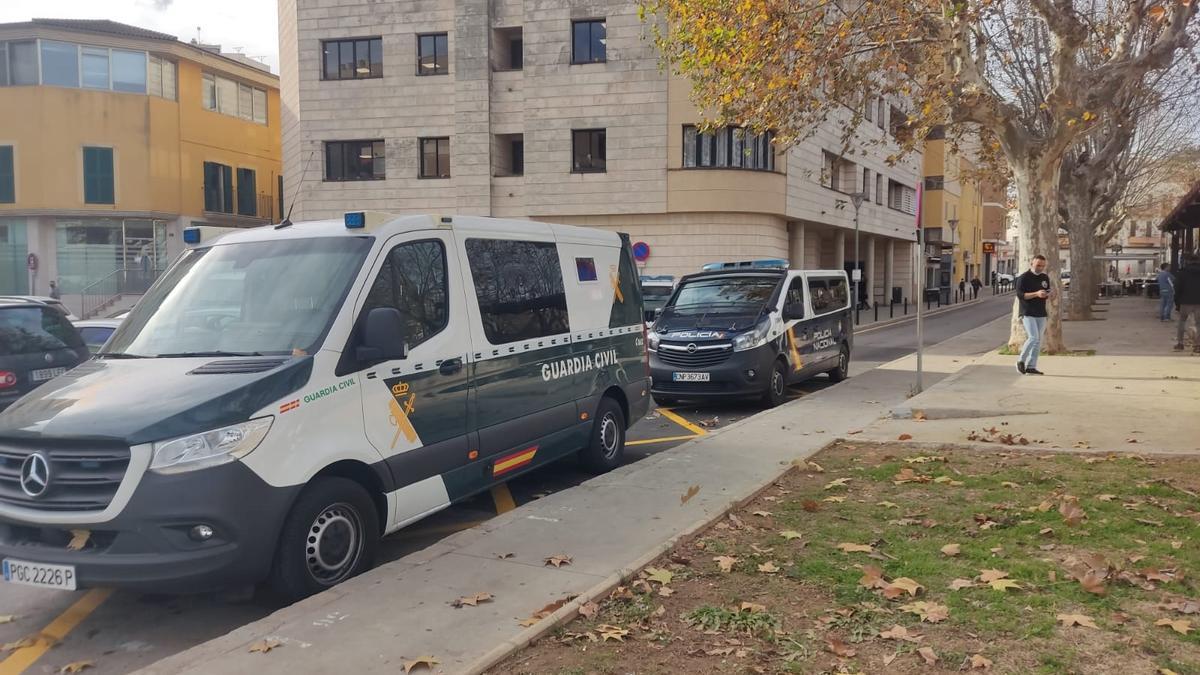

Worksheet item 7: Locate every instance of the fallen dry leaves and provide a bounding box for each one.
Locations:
[882,577,924,599]
[757,562,780,574]
[836,542,875,554]
[1155,618,1194,635]
[825,637,856,658]
[899,601,949,623]
[66,530,90,552]
[940,543,961,557]
[578,601,599,619]
[681,484,701,505]
[248,638,282,654]
[778,530,803,541]
[917,646,939,665]
[1057,613,1099,629]
[644,567,674,585]
[713,556,739,573]
[58,662,94,674]
[597,624,630,642]
[949,578,977,591]
[971,654,994,669]
[451,592,494,608]
[898,433,913,441]
[403,655,440,673]
[879,624,923,642]
[544,554,572,568]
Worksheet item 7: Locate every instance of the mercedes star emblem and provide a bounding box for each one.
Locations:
[19,452,50,498]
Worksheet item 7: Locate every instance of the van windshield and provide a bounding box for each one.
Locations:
[667,278,777,313]
[105,237,373,358]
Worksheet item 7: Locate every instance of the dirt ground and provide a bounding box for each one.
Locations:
[486,441,1200,675]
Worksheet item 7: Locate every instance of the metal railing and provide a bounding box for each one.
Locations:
[81,268,129,320]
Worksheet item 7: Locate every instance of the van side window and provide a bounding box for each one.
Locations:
[362,239,449,349]
[827,278,850,310]
[809,279,830,313]
[785,277,805,308]
[466,239,570,344]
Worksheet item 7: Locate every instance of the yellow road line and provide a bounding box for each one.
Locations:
[0,588,113,675]
[626,434,701,447]
[490,483,517,514]
[655,408,709,436]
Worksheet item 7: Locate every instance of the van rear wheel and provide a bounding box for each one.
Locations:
[579,397,626,474]
[828,344,850,382]
[269,477,379,604]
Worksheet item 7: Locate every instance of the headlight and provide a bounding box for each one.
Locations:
[732,320,771,352]
[647,330,661,352]
[150,417,273,474]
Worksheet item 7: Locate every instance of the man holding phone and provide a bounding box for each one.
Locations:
[1015,254,1052,375]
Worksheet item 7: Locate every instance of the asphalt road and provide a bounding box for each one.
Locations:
[0,295,1012,675]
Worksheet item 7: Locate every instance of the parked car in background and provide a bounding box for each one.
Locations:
[639,275,675,326]
[0,296,79,322]
[73,318,123,355]
[0,299,90,411]
[997,273,1015,284]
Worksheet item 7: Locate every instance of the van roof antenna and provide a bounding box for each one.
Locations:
[277,149,315,229]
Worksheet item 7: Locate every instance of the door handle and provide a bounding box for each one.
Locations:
[439,358,463,375]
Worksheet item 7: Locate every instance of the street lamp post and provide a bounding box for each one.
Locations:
[947,218,959,302]
[850,192,867,315]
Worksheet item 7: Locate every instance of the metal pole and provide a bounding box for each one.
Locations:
[854,202,861,314]
[916,225,924,393]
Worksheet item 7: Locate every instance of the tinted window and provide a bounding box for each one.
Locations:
[40,41,79,87]
[326,140,385,181]
[418,33,449,75]
[572,20,606,63]
[361,239,448,349]
[827,277,850,310]
[809,279,830,312]
[78,326,115,350]
[608,245,643,328]
[466,239,569,344]
[322,38,382,80]
[575,257,597,282]
[785,277,804,308]
[572,129,606,173]
[0,307,85,355]
[672,278,777,310]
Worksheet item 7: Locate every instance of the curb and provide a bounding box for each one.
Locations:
[855,295,993,334]
[463,441,840,675]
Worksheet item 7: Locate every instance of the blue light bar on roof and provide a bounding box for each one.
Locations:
[701,258,789,271]
[344,212,366,229]
[183,227,201,244]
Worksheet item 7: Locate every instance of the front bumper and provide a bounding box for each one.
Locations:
[650,346,777,399]
[0,461,299,593]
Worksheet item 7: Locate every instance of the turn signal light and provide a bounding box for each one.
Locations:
[0,371,15,389]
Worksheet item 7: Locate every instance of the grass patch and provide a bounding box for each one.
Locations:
[492,444,1200,675]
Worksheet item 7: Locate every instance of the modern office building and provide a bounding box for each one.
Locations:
[0,19,282,316]
[278,0,925,304]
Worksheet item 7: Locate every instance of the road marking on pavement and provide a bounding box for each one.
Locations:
[0,588,113,675]
[491,483,517,514]
[656,407,710,436]
[391,518,492,540]
[626,434,701,447]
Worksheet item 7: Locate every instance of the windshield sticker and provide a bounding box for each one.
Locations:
[541,349,619,381]
[388,381,418,448]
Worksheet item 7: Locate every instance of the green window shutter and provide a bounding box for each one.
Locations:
[83,147,114,204]
[0,146,14,203]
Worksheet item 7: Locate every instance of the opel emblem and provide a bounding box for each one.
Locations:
[19,453,50,498]
[686,343,698,353]
[44,353,53,363]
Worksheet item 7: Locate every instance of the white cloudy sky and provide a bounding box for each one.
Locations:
[0,0,279,72]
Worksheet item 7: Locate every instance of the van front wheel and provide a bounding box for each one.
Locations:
[269,477,379,603]
[828,344,850,382]
[579,397,626,474]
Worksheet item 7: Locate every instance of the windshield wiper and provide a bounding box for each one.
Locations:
[154,350,267,358]
[95,352,148,359]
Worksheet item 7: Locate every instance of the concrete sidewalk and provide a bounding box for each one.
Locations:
[140,309,1003,675]
[867,295,1200,454]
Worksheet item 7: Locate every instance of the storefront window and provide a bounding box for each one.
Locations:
[0,218,28,295]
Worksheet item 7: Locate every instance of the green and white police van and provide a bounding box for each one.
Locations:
[0,213,650,600]
[648,262,852,408]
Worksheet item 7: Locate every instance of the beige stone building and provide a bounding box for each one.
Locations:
[277,0,924,303]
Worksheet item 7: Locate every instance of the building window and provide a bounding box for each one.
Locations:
[82,147,114,205]
[875,174,883,204]
[417,33,449,75]
[322,38,383,80]
[572,129,606,173]
[924,175,945,190]
[890,105,909,142]
[862,168,871,200]
[41,40,80,88]
[876,99,886,129]
[864,97,874,122]
[203,161,234,213]
[420,137,451,178]
[201,72,268,124]
[495,134,524,176]
[236,168,257,216]
[572,20,607,64]
[0,146,13,203]
[325,140,385,181]
[821,151,856,192]
[148,55,176,99]
[493,28,522,71]
[111,50,147,93]
[1,41,37,86]
[465,238,570,344]
[81,47,109,89]
[682,126,775,171]
[888,179,916,214]
[362,239,449,349]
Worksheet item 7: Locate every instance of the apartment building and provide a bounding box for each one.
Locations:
[278,0,923,303]
[0,19,281,315]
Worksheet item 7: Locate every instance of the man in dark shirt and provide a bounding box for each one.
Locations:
[1014,255,1052,375]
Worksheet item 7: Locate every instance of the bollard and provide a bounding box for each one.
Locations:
[855,305,860,325]
[890,301,894,319]
[874,303,879,322]
[904,298,908,315]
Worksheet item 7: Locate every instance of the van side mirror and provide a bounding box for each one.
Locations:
[783,302,805,321]
[653,307,663,319]
[357,307,408,362]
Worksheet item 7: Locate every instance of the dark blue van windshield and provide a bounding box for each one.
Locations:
[658,277,777,331]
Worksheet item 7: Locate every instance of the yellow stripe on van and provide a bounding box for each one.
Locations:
[388,397,418,448]
[787,327,804,372]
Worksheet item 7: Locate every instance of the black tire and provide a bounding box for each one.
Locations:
[269,477,379,604]
[651,394,678,407]
[761,359,788,408]
[579,397,626,474]
[828,343,850,382]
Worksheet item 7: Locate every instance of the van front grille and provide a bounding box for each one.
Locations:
[657,342,734,368]
[0,442,129,512]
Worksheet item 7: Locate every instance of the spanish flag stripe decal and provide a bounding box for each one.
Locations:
[493,446,538,476]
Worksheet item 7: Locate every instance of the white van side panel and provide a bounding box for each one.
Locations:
[556,241,624,332]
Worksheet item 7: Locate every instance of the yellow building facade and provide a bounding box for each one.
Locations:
[920,130,990,298]
[0,19,280,313]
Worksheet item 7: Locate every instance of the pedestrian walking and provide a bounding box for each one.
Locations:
[48,280,61,300]
[1015,255,1052,375]
[958,278,967,302]
[1173,253,1200,353]
[971,276,982,299]
[1156,263,1175,322]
